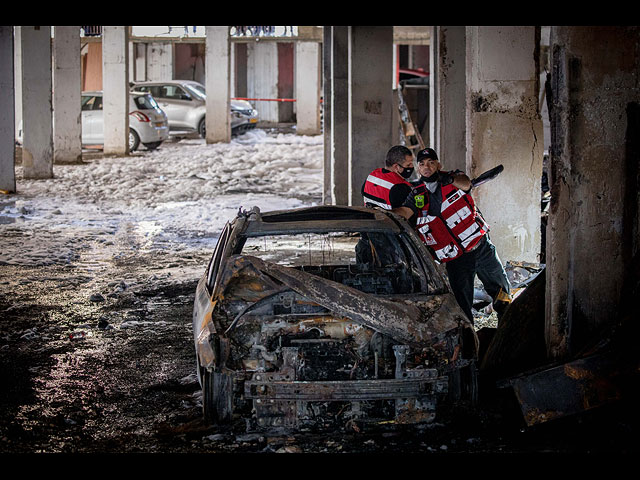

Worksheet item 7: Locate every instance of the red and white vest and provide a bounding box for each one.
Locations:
[415,182,489,263]
[362,168,412,210]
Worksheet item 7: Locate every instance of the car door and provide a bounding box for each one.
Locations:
[153,84,194,131]
[81,94,103,145]
[193,222,232,374]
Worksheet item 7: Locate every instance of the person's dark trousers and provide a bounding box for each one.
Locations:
[445,235,511,323]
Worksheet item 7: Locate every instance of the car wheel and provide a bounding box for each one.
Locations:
[198,118,206,138]
[143,141,162,151]
[202,368,233,425]
[129,129,140,152]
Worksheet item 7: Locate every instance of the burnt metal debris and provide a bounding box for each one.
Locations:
[193,205,639,433]
[193,205,478,431]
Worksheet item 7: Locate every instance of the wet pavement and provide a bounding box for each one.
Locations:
[1,140,639,456]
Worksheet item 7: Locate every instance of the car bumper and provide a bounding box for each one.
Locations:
[136,124,169,143]
[242,345,448,428]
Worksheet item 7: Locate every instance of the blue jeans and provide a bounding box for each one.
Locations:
[445,235,511,323]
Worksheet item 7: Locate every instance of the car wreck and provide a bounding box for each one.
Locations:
[193,205,479,431]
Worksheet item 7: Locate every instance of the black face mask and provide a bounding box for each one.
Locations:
[421,172,439,183]
[399,166,414,179]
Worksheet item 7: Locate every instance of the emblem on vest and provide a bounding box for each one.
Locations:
[415,195,425,209]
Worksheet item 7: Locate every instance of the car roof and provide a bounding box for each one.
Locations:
[82,90,149,97]
[239,205,404,237]
[132,80,203,87]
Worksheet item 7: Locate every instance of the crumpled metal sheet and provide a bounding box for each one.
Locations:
[212,254,472,347]
[505,351,625,427]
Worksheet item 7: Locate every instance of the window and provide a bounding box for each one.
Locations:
[239,231,425,295]
[81,96,102,111]
[164,85,190,100]
[133,94,159,110]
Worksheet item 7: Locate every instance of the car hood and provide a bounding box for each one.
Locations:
[205,254,474,348]
[231,99,254,111]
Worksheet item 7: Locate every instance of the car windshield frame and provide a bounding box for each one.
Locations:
[182,83,206,100]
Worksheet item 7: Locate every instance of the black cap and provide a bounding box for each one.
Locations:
[417,147,438,162]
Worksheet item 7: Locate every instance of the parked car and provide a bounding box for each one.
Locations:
[192,205,479,431]
[131,80,259,138]
[81,91,169,151]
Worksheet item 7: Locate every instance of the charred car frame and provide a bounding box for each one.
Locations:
[193,205,479,431]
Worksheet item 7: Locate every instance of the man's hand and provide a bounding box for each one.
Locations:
[441,170,472,191]
[437,172,454,185]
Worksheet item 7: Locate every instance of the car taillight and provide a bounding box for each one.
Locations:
[130,111,150,122]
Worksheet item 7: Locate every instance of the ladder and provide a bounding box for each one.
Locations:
[396,87,425,152]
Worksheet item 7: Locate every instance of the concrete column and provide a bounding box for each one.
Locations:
[21,26,53,179]
[13,27,22,145]
[0,27,15,192]
[433,26,467,172]
[295,41,321,135]
[328,26,349,206]
[429,27,438,150]
[348,26,394,206]
[53,26,82,164]
[247,41,279,123]
[546,26,640,359]
[322,27,332,204]
[102,26,129,155]
[466,26,543,264]
[205,26,230,143]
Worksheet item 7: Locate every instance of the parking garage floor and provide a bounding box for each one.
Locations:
[1,130,638,457]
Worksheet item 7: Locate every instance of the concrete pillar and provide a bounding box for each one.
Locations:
[466,26,543,264]
[205,26,230,143]
[102,26,129,155]
[432,26,467,173]
[546,26,640,359]
[13,27,22,145]
[21,26,53,179]
[322,27,332,204]
[53,26,82,164]
[0,27,15,192]
[348,26,394,206]
[247,41,279,123]
[327,26,349,206]
[295,41,321,135]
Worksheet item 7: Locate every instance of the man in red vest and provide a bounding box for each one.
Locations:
[396,147,511,323]
[357,145,416,265]
[362,145,415,210]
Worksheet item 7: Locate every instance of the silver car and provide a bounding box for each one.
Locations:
[81,91,169,151]
[131,80,259,138]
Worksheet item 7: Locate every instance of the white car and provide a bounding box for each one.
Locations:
[131,80,259,137]
[81,91,169,151]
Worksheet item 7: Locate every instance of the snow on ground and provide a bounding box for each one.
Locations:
[0,129,324,267]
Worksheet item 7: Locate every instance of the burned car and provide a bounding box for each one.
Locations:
[193,205,479,431]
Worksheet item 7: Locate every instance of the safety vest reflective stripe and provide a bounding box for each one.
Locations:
[362,168,411,210]
[365,174,395,190]
[433,243,460,261]
[441,190,463,211]
[365,197,391,210]
[414,180,488,262]
[444,205,472,230]
[460,227,484,248]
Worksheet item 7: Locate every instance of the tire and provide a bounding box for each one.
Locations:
[143,141,162,151]
[198,118,206,138]
[129,129,140,152]
[202,368,233,425]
